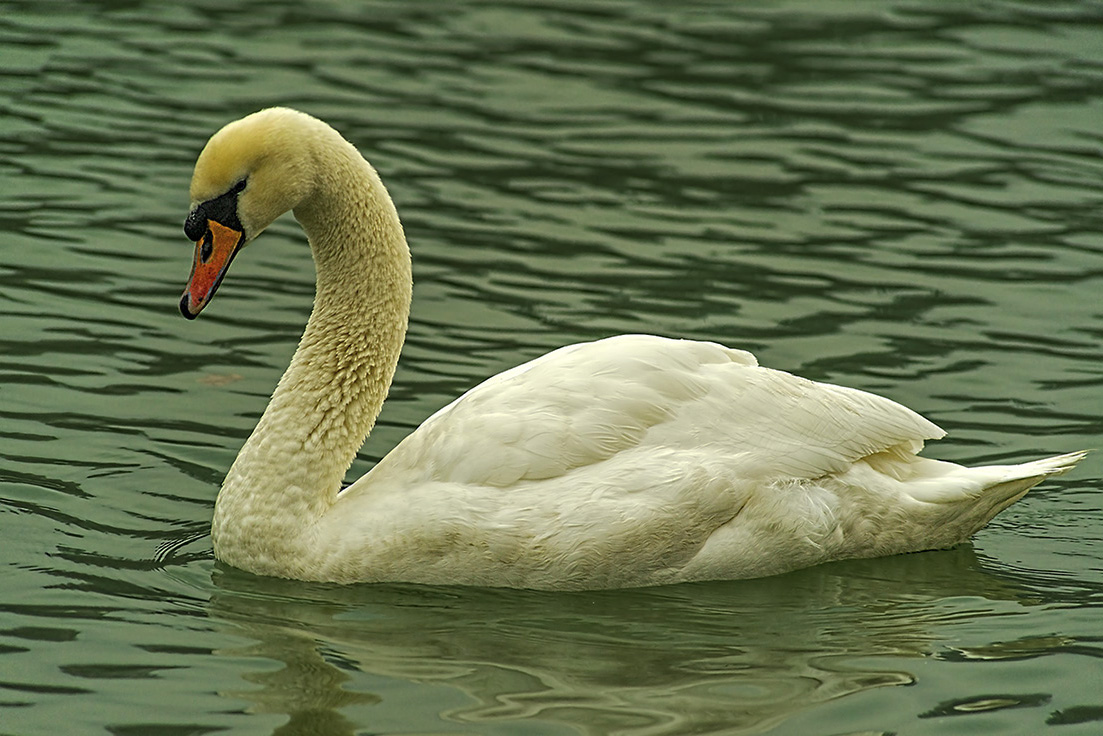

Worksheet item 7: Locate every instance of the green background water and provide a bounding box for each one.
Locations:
[2,1,1102,734]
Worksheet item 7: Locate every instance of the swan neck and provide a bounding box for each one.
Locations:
[212,134,411,569]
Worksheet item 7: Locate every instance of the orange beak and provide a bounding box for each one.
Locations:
[180,220,244,319]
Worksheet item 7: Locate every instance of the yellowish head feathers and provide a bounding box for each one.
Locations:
[189,108,329,241]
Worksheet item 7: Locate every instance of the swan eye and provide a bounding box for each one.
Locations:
[231,178,247,194]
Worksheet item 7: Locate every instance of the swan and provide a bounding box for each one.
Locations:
[179,107,1085,590]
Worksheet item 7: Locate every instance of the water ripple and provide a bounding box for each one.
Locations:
[1,1,1102,735]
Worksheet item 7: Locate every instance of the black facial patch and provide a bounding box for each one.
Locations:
[184,178,246,240]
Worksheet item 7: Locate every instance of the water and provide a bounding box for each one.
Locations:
[2,0,1102,733]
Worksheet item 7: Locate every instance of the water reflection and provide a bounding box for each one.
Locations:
[221,630,377,736]
[208,546,1031,735]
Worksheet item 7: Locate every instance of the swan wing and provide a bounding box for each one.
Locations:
[348,334,944,494]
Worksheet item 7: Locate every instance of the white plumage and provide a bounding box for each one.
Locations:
[179,108,1085,590]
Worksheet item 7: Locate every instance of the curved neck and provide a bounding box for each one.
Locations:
[212,137,411,567]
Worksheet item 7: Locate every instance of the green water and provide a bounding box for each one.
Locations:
[2,1,1102,734]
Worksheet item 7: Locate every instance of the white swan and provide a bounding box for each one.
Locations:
[180,108,1085,590]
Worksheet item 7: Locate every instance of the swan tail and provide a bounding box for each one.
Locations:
[889,450,1085,542]
[903,449,1087,504]
[846,450,1089,558]
[1007,450,1090,479]
[978,449,1087,510]
[959,450,1088,538]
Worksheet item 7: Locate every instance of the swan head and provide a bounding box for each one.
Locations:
[180,108,320,319]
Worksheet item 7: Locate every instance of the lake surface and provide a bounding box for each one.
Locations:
[2,1,1102,733]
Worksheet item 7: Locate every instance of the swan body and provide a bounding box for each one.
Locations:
[180,108,1085,590]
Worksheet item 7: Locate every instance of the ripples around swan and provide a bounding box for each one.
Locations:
[1,1,1102,734]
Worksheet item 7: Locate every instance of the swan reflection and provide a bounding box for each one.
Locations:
[207,545,1033,735]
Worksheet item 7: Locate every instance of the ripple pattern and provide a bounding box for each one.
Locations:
[1,1,1102,735]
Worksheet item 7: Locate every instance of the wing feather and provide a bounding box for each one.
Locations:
[352,335,943,494]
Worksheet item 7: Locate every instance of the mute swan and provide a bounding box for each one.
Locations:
[180,107,1085,590]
